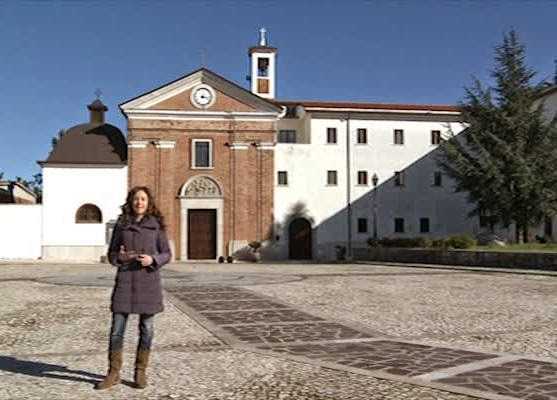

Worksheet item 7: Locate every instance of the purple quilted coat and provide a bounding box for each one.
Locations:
[107,215,171,314]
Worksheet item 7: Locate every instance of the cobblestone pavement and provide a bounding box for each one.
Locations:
[437,359,557,399]
[1,261,557,399]
[259,341,496,377]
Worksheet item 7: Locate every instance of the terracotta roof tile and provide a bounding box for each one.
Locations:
[275,100,459,112]
[40,122,127,165]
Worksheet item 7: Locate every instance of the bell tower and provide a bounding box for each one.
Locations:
[248,27,277,99]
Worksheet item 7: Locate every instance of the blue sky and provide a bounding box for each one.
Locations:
[1,0,556,181]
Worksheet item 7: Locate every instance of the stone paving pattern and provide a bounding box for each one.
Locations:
[244,269,557,360]
[176,291,265,301]
[262,341,497,377]
[437,359,557,399]
[167,285,375,344]
[185,300,290,312]
[200,309,324,325]
[168,282,557,398]
[221,321,372,344]
[2,261,557,399]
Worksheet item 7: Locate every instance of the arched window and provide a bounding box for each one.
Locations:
[76,204,102,224]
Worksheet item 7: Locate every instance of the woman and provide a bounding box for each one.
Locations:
[96,186,171,390]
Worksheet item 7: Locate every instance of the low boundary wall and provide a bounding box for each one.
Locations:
[353,247,557,271]
[0,204,42,259]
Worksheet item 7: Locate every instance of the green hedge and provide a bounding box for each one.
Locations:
[443,235,477,249]
[368,235,476,249]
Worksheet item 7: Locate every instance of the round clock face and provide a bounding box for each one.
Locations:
[193,87,214,107]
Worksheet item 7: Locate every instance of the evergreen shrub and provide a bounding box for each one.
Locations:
[366,235,476,249]
[375,237,432,248]
[445,235,477,249]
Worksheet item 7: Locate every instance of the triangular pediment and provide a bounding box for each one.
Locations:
[120,68,281,114]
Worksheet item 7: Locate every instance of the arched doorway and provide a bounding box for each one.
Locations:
[289,218,312,260]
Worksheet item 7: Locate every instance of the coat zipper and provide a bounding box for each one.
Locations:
[131,228,137,313]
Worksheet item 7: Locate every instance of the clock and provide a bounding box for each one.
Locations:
[191,85,215,108]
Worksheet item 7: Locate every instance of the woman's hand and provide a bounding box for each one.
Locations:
[136,254,154,267]
[118,246,137,263]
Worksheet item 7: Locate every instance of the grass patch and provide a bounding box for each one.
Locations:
[472,243,557,252]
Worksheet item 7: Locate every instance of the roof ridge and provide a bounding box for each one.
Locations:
[274,99,459,111]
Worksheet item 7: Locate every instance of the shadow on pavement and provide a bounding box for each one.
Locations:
[0,355,133,387]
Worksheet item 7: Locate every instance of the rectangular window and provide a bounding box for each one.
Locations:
[394,129,404,145]
[357,128,367,144]
[327,128,337,144]
[193,139,212,168]
[357,171,368,185]
[278,130,297,143]
[431,130,441,145]
[394,218,405,233]
[433,171,442,186]
[420,218,430,233]
[327,170,337,185]
[257,57,269,77]
[277,171,288,186]
[394,171,405,186]
[358,218,368,233]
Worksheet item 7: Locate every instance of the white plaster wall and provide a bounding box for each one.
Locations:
[274,114,510,260]
[42,166,127,252]
[0,205,42,259]
[274,117,348,259]
[348,119,472,239]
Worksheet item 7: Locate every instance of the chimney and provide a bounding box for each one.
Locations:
[87,99,108,124]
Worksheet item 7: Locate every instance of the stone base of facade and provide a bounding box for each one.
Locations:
[42,240,176,263]
[42,245,107,262]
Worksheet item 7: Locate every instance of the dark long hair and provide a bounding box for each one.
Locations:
[120,186,166,231]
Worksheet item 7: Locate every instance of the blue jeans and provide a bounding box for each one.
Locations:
[109,313,155,350]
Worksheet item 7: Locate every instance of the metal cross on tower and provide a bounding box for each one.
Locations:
[259,27,267,46]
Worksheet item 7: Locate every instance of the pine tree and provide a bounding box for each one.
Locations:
[438,30,557,243]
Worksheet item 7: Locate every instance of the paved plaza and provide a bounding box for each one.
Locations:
[1,261,557,399]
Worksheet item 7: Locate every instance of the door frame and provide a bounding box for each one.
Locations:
[180,197,224,260]
[187,209,217,260]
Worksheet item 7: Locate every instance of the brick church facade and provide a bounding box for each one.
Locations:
[120,69,282,260]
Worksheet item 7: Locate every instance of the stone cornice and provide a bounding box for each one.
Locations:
[154,140,176,149]
[228,142,250,150]
[123,109,279,121]
[255,142,275,150]
[128,140,148,148]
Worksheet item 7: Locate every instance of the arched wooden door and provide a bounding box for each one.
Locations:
[289,218,312,260]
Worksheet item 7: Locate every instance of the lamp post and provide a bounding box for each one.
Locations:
[372,173,379,240]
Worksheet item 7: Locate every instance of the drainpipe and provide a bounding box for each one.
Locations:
[228,115,235,255]
[345,113,352,258]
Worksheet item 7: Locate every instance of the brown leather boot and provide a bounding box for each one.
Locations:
[95,349,123,390]
[134,348,150,389]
